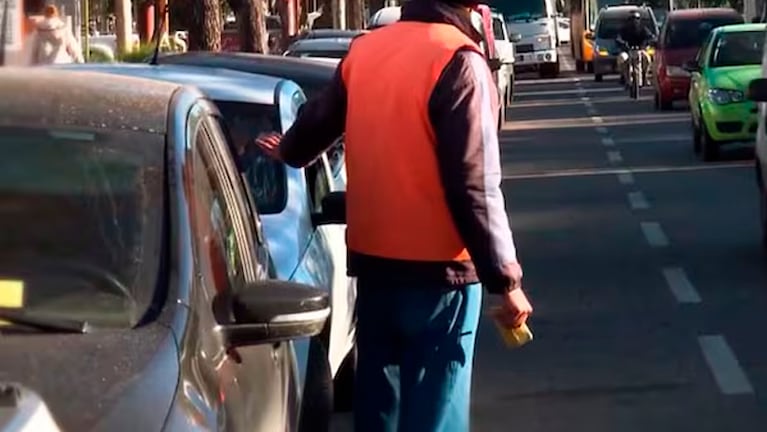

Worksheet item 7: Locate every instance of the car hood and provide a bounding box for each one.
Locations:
[708,66,762,90]
[0,323,178,432]
[660,47,699,66]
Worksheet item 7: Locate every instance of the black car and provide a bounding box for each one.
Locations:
[0,68,334,432]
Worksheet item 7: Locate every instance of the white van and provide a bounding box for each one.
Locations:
[491,0,561,78]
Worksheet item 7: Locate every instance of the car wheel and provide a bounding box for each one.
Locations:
[333,345,357,412]
[498,97,506,131]
[700,123,720,162]
[657,92,673,111]
[299,339,332,432]
[595,74,603,82]
[692,117,701,155]
[586,62,594,73]
[506,76,514,105]
[757,161,767,252]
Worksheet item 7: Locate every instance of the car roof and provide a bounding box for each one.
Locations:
[369,6,401,27]
[52,63,283,105]
[600,5,652,18]
[666,8,741,20]
[0,67,179,134]
[302,28,367,39]
[287,37,352,52]
[713,23,767,33]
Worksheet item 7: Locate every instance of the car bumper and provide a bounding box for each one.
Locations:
[702,101,759,142]
[658,76,690,101]
[514,49,558,67]
[593,55,618,75]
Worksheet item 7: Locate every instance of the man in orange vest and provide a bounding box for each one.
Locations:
[256,0,532,429]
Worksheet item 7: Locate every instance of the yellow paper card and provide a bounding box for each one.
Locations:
[0,280,24,326]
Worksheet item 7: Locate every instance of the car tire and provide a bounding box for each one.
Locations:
[701,123,720,162]
[498,97,507,131]
[586,62,594,73]
[656,92,672,111]
[333,345,357,412]
[757,161,767,252]
[506,75,515,106]
[576,59,585,72]
[299,339,333,432]
[692,117,702,155]
[595,73,603,82]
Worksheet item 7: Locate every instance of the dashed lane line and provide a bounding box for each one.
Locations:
[601,137,615,147]
[628,191,649,210]
[698,335,754,396]
[591,116,604,123]
[640,222,669,247]
[607,151,623,163]
[596,126,608,134]
[662,267,701,303]
[500,162,750,181]
[515,87,625,97]
[617,171,635,184]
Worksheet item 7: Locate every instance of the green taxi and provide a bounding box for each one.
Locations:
[686,23,765,161]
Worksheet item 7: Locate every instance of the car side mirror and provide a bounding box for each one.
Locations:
[215,280,330,348]
[682,60,700,73]
[312,191,346,225]
[510,32,522,43]
[747,78,767,102]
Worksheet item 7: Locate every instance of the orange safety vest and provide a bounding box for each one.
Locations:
[341,21,482,262]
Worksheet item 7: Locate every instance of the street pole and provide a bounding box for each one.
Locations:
[82,0,90,61]
[115,0,133,56]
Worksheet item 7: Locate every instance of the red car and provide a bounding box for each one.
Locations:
[653,8,743,110]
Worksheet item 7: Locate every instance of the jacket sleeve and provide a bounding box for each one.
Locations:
[278,61,348,168]
[428,49,521,295]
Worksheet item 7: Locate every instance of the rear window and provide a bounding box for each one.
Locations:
[710,30,764,67]
[0,126,164,328]
[664,16,744,49]
[214,101,288,215]
[597,15,655,39]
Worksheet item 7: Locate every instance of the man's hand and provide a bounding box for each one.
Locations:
[254,132,284,161]
[494,262,532,328]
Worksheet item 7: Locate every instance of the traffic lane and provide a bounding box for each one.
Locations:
[632,166,767,407]
[472,173,765,431]
[513,79,625,104]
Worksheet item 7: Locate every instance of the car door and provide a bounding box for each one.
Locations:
[184,103,292,432]
[689,34,713,123]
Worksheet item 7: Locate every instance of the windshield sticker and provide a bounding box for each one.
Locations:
[0,279,24,326]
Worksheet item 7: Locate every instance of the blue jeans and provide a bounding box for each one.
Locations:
[353,279,483,432]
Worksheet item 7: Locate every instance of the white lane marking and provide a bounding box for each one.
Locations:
[640,222,669,247]
[601,137,615,147]
[612,134,690,144]
[501,162,750,180]
[591,116,604,123]
[698,335,754,395]
[617,171,635,184]
[607,151,623,163]
[628,191,649,209]
[581,96,590,102]
[515,87,625,97]
[596,126,608,134]
[662,267,701,303]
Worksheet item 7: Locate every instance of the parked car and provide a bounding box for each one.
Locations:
[0,67,331,431]
[155,52,348,207]
[368,6,401,28]
[296,28,368,40]
[53,62,358,416]
[491,9,521,105]
[591,4,659,82]
[653,8,743,110]
[283,38,353,60]
[686,23,766,161]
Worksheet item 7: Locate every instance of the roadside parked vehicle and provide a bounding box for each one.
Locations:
[686,23,766,161]
[491,10,520,105]
[296,29,368,40]
[283,38,352,60]
[155,52,347,194]
[0,68,331,431]
[653,8,743,110]
[53,63,358,417]
[368,6,401,28]
[591,4,658,82]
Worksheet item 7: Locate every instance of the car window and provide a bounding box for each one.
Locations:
[305,157,332,213]
[0,126,164,328]
[710,31,764,67]
[327,138,345,178]
[596,15,655,39]
[214,100,287,215]
[191,119,249,297]
[492,17,506,41]
[664,17,743,49]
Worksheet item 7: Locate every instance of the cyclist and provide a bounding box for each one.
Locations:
[616,10,655,87]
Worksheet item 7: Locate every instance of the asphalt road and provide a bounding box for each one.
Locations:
[334,52,767,431]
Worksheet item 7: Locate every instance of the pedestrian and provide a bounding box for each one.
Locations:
[27,4,84,65]
[255,0,532,429]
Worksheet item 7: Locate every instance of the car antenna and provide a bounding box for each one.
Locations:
[0,0,9,66]
[149,0,170,65]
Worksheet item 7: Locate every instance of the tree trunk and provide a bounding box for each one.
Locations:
[346,0,363,29]
[228,0,269,53]
[178,0,222,51]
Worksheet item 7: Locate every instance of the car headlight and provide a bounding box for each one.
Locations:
[535,34,552,50]
[707,88,744,105]
[666,65,689,77]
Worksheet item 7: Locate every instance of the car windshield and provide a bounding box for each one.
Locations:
[214,101,287,215]
[492,17,506,40]
[486,0,546,21]
[664,17,744,49]
[288,50,348,59]
[710,31,764,67]
[597,16,654,39]
[0,126,164,329]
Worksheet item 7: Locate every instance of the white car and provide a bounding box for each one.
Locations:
[491,10,520,105]
[53,63,358,414]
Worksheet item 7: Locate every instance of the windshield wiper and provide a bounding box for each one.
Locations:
[0,307,89,333]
